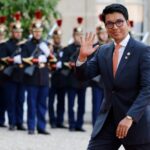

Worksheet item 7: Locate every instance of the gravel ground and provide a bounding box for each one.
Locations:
[0,124,124,150]
[0,88,125,150]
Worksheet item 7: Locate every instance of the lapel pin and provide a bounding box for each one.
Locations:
[125,56,128,59]
[127,52,131,56]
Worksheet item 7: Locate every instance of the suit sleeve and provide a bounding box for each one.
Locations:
[127,46,150,123]
[75,47,101,82]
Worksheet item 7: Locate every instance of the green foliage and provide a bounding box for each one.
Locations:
[0,0,60,37]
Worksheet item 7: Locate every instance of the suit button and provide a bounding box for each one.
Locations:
[112,90,115,94]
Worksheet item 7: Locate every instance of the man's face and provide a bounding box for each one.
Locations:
[0,33,5,41]
[73,32,82,44]
[12,31,22,40]
[32,30,42,40]
[97,31,108,43]
[105,12,129,43]
[53,35,61,45]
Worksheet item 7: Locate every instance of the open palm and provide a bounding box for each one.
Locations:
[79,33,99,61]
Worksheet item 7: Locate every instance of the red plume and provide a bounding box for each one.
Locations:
[13,12,21,21]
[129,20,134,27]
[98,14,103,21]
[77,17,83,24]
[34,10,42,20]
[56,19,62,27]
[0,16,7,24]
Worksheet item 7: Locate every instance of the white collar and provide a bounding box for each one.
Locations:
[114,34,130,47]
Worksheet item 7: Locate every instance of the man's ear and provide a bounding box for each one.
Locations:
[126,20,130,27]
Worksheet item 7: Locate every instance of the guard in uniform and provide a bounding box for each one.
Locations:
[48,19,67,128]
[88,25,110,126]
[23,11,50,135]
[63,17,87,131]
[3,12,26,130]
[0,16,8,127]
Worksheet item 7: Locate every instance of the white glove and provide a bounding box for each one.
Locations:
[39,42,50,57]
[59,51,63,58]
[14,55,22,64]
[38,55,47,63]
[56,61,62,69]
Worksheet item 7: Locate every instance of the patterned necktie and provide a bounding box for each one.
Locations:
[113,44,121,77]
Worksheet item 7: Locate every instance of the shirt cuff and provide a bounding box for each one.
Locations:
[14,55,22,64]
[76,58,87,66]
[38,55,47,63]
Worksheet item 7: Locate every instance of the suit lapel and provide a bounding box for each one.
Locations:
[105,42,114,82]
[115,37,135,80]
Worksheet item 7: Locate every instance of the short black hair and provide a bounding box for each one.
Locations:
[101,3,129,23]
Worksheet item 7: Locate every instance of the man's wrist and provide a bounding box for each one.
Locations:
[78,55,87,62]
[126,115,133,121]
[76,57,87,66]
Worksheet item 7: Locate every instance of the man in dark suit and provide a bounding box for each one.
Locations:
[76,3,150,150]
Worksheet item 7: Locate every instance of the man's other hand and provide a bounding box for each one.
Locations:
[116,116,133,139]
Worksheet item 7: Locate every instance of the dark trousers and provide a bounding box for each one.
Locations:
[0,84,6,125]
[67,87,86,129]
[87,108,150,150]
[26,85,48,131]
[48,86,66,126]
[91,86,103,126]
[4,81,25,126]
[124,144,150,150]
[15,83,26,125]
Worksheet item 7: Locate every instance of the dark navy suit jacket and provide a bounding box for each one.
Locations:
[76,37,150,145]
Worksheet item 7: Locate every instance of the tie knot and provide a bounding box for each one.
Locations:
[115,44,121,50]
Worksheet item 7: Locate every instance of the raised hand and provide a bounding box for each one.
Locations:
[78,32,99,61]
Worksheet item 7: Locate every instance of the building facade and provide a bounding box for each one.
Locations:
[56,0,150,45]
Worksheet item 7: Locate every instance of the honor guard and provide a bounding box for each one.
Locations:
[2,12,26,131]
[63,17,87,131]
[0,16,8,127]
[48,19,67,128]
[23,10,50,135]
[89,16,112,126]
[89,25,106,126]
[96,26,110,45]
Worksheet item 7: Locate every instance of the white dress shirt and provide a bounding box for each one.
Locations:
[115,34,130,68]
